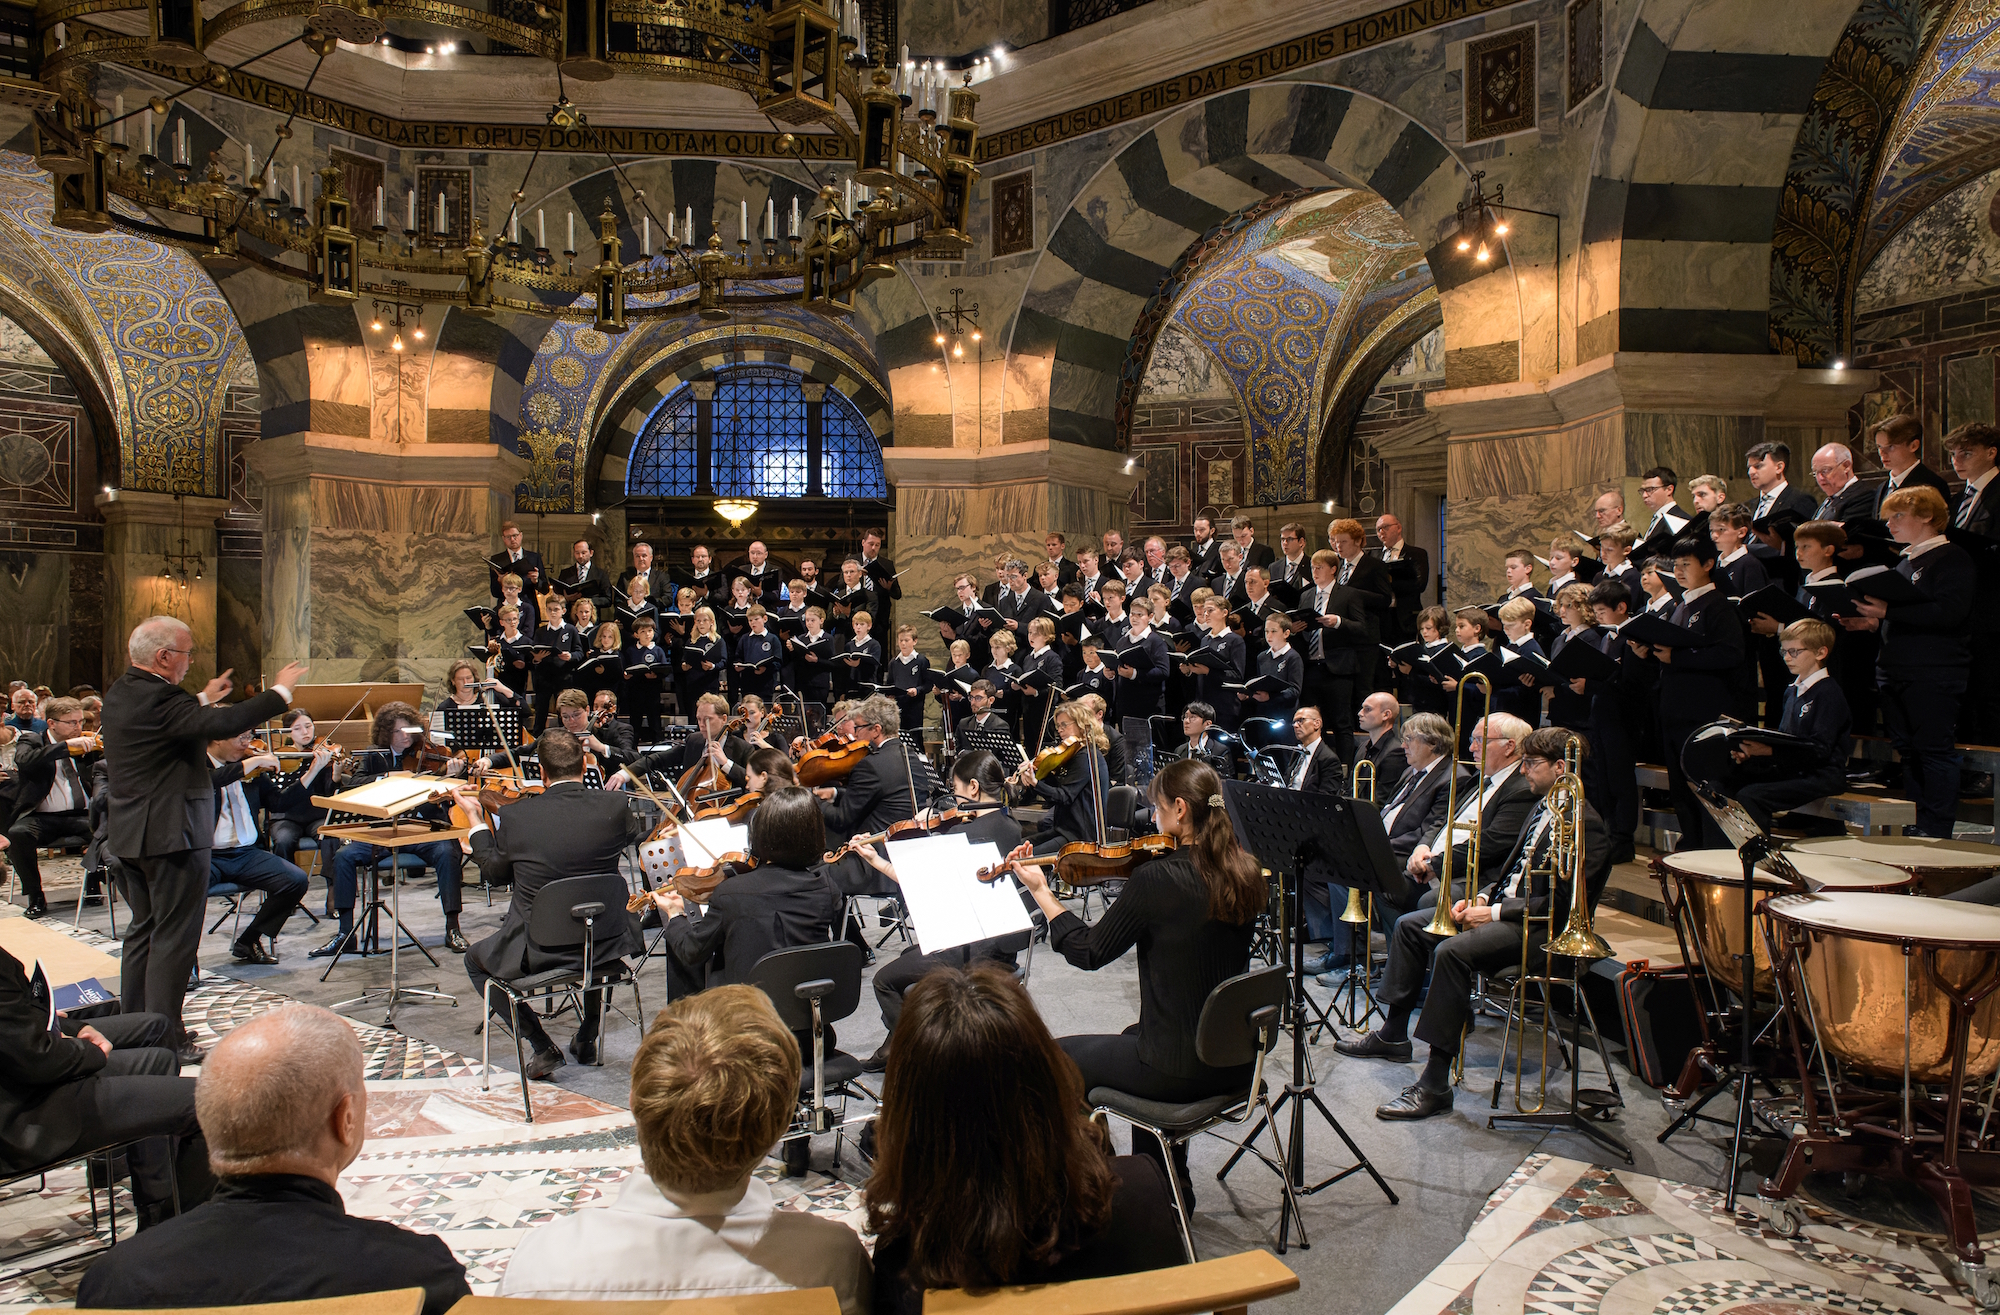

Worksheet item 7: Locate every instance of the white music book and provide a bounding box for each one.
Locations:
[884,834,1033,956]
[678,817,749,867]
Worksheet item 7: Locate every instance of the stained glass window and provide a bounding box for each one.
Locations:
[625,365,887,498]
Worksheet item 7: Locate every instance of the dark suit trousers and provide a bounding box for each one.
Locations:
[873,943,1017,1031]
[1581,717,1637,841]
[1658,713,1721,850]
[1734,769,1849,834]
[209,847,309,942]
[118,848,211,1042]
[1303,667,1354,741]
[1381,908,1543,1054]
[1959,643,2000,751]
[16,1011,212,1210]
[1882,673,1965,838]
[465,939,601,1051]
[7,811,96,900]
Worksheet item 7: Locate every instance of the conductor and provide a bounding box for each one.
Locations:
[101,617,306,1059]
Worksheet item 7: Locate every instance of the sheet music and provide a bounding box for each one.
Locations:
[678,817,748,866]
[883,834,1033,955]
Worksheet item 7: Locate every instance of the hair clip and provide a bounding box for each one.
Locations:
[1208,793,1224,807]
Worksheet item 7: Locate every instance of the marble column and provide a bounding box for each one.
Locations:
[884,440,1140,692]
[1426,354,1878,601]
[95,491,233,686]
[245,435,530,699]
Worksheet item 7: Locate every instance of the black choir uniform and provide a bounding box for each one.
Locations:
[677,631,728,705]
[1729,671,1853,833]
[860,554,901,626]
[576,644,624,704]
[1253,642,1304,719]
[488,547,547,600]
[1213,567,1250,612]
[620,639,669,740]
[993,586,1051,646]
[1813,477,1877,524]
[554,560,613,612]
[983,655,1025,737]
[1185,535,1224,581]
[1112,624,1169,724]
[1717,548,1776,724]
[1400,639,1455,720]
[1025,741,1109,855]
[1377,543,1430,644]
[1235,539,1276,571]
[1872,462,1953,519]
[685,566,725,608]
[790,627,835,708]
[1234,593,1280,664]
[1297,578,1372,745]
[1492,633,1544,727]
[1954,471,2000,748]
[733,627,782,703]
[1876,537,1975,837]
[1019,643,1066,752]
[1577,624,1639,853]
[819,738,938,896]
[836,632,883,703]
[1652,583,1745,847]
[1333,552,1393,691]
[491,629,534,702]
[735,564,786,607]
[530,620,583,732]
[1069,661,1119,709]
[1545,626,1600,733]
[828,582,877,638]
[1184,627,1245,731]
[886,650,931,734]
[1271,552,1313,593]
[615,566,671,609]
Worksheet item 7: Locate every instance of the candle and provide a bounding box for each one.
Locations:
[509,207,518,243]
[537,208,545,247]
[740,198,748,242]
[244,140,253,182]
[567,211,575,251]
[293,164,301,205]
[642,215,650,255]
[142,107,152,156]
[113,95,124,146]
[437,191,446,231]
[668,211,676,243]
[376,185,384,226]
[685,206,694,243]
[843,178,853,215]
[766,198,775,239]
[407,188,416,230]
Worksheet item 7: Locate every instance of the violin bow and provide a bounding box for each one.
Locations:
[478,687,524,780]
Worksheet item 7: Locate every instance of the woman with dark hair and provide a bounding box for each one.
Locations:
[866,965,1184,1314]
[744,745,798,792]
[852,749,1026,1068]
[650,785,842,1001]
[1010,757,1266,1200]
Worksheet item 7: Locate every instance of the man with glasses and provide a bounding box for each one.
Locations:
[1724,618,1852,832]
[1809,443,1875,523]
[1633,466,1690,561]
[102,618,307,1060]
[1339,726,1611,1121]
[812,695,935,903]
[6,696,100,918]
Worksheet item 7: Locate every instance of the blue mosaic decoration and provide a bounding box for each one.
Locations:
[0,149,250,495]
[626,365,887,499]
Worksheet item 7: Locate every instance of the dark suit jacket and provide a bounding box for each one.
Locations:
[1237,541,1275,570]
[101,672,288,859]
[76,1173,469,1315]
[554,561,612,605]
[0,946,111,1168]
[1873,463,1953,518]
[821,738,936,842]
[1378,545,1430,632]
[9,732,91,826]
[1186,538,1224,580]
[1431,766,1538,886]
[662,863,842,988]
[1880,544,1974,675]
[1380,757,1464,867]
[1812,479,1877,523]
[615,567,672,607]
[1298,581,1373,676]
[466,780,646,979]
[1336,553,1394,636]
[1480,796,1613,919]
[1752,484,1819,526]
[1656,588,1745,722]
[488,549,547,599]
[1358,728,1408,796]
[1297,738,1344,794]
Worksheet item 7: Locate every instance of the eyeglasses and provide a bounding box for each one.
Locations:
[1779,646,1813,657]
[160,648,192,658]
[1639,483,1665,493]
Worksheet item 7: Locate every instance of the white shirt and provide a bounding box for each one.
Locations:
[1431,760,1518,849]
[1681,583,1717,604]
[1792,667,1830,696]
[1502,804,1556,900]
[36,745,78,813]
[209,753,257,849]
[1904,534,1949,560]
[1548,573,1574,593]
[1718,547,1748,567]
[501,1174,869,1315]
[1649,506,1689,535]
[1806,565,1839,585]
[1754,480,1789,513]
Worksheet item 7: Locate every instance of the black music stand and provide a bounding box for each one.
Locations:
[957,722,1023,773]
[1216,781,1398,1251]
[773,699,823,744]
[439,706,522,758]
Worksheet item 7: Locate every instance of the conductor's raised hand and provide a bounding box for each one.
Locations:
[202,669,235,702]
[274,660,310,693]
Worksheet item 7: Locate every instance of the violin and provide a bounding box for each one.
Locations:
[1054,833,1177,887]
[1029,736,1081,781]
[240,739,277,779]
[820,806,971,864]
[65,734,103,757]
[795,734,869,788]
[624,851,758,908]
[689,788,761,824]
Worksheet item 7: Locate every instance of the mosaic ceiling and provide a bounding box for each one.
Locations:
[1137,187,1435,504]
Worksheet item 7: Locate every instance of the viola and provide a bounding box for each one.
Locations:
[624,852,758,908]
[1054,833,1177,887]
[689,788,761,824]
[795,734,868,788]
[240,739,276,779]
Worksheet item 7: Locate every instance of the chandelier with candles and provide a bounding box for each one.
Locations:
[23,0,981,331]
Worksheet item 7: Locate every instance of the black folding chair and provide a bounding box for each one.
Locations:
[480,873,643,1122]
[0,1136,175,1279]
[1088,965,1296,1262]
[750,941,873,1178]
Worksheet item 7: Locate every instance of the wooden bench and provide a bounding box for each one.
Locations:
[452,1291,837,1315]
[1850,734,2000,844]
[97,1291,426,1315]
[927,1251,1300,1315]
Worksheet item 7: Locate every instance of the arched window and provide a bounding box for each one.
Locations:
[625,365,888,498]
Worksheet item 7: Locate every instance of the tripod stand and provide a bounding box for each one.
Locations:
[1488,948,1632,1162]
[319,819,464,1026]
[1215,782,1398,1251]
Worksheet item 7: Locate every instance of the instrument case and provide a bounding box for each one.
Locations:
[1614,958,1706,1092]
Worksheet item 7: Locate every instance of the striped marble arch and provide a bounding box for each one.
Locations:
[1006,82,1521,452]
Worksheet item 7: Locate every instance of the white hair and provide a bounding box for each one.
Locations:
[1814,442,1854,468]
[128,615,191,666]
[1478,712,1534,746]
[196,1006,363,1173]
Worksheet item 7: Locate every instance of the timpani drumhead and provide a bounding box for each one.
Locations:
[1764,892,2000,1082]
[1788,835,2000,898]
[1660,849,1912,892]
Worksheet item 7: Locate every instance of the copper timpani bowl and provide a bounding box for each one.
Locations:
[1763,892,2000,1084]
[1659,850,1916,998]
[1787,835,2000,899]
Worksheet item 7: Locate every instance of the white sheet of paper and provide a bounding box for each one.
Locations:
[679,817,749,865]
[884,835,1033,955]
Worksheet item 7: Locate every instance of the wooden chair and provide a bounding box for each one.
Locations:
[924,1249,1299,1315]
[88,1288,426,1315]
[447,1290,840,1315]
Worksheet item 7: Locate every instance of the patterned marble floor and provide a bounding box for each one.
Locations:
[0,935,869,1308]
[1390,1153,1999,1315]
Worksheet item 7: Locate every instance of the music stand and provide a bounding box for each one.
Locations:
[1215,780,1399,1251]
[956,722,1022,773]
[317,817,466,1026]
[1122,716,1156,786]
[439,706,522,757]
[773,700,822,743]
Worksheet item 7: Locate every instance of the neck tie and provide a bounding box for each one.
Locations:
[1504,806,1553,899]
[63,757,85,807]
[1339,559,1352,585]
[1310,588,1326,659]
[1959,486,1980,527]
[1781,685,1801,727]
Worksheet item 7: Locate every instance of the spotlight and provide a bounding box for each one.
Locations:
[1475,243,1490,263]
[970,329,981,341]
[934,333,945,345]
[1833,359,1846,371]
[1493,219,1509,236]
[1456,238,1470,252]
[952,343,963,357]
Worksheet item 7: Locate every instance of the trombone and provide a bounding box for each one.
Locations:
[1341,758,1377,928]
[1497,733,1614,1114]
[1423,671,1492,940]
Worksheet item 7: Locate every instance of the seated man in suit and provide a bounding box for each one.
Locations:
[813,695,935,896]
[77,1006,469,1314]
[8,696,102,917]
[455,729,647,1078]
[1375,713,1464,875]
[0,938,207,1232]
[1336,728,1612,1121]
[1373,712,1536,922]
[499,986,869,1311]
[206,730,310,965]
[1724,618,1853,833]
[1290,704,1344,794]
[607,693,750,793]
[1355,692,1407,796]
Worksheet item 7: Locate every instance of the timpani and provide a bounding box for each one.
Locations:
[1788,834,2000,899]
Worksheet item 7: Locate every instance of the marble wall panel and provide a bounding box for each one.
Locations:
[1446,485,1602,602]
[263,479,312,665]
[215,557,263,685]
[1621,412,1766,479]
[1447,413,1622,501]
[0,551,67,689]
[102,525,217,685]
[68,554,103,688]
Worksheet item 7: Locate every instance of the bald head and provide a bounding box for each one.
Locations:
[1359,691,1400,737]
[1811,443,1855,496]
[197,1006,366,1182]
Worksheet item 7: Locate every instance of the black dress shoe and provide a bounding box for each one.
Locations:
[445,927,469,954]
[781,1136,811,1177]
[308,931,358,959]
[523,1045,564,1080]
[174,1042,205,1066]
[569,1032,599,1065]
[229,938,278,965]
[22,898,48,920]
[861,1044,889,1073]
[1334,1030,1414,1062]
[1376,1083,1454,1120]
